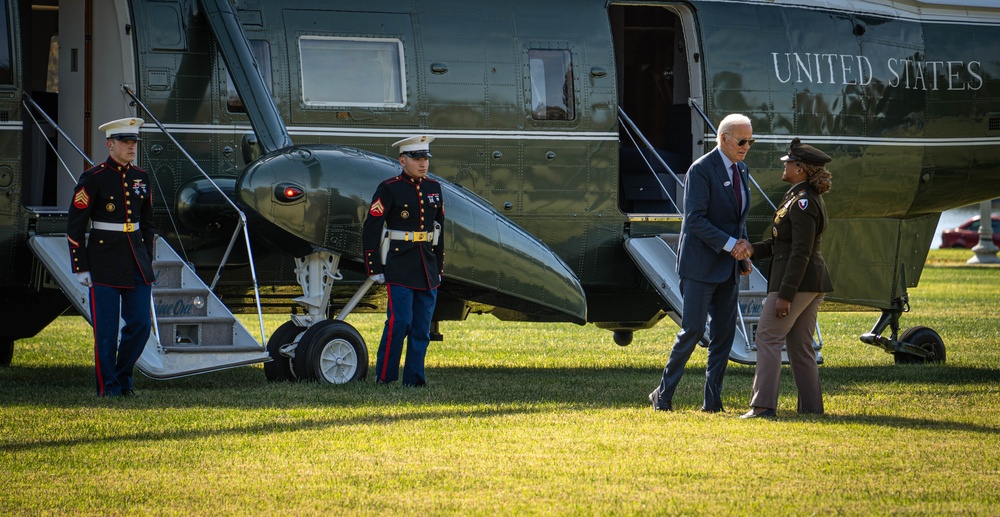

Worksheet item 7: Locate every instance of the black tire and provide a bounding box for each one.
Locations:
[263,321,304,382]
[894,326,946,364]
[613,330,633,347]
[296,320,368,384]
[0,339,12,367]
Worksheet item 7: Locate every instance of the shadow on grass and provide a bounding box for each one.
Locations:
[3,361,999,397]
[0,405,547,453]
[3,362,999,437]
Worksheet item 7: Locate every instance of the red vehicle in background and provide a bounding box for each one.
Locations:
[940,215,1000,249]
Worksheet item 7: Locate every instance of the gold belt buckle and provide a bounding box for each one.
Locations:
[413,232,428,242]
[123,222,135,232]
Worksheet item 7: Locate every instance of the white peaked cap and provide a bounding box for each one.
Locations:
[392,135,434,157]
[98,117,145,141]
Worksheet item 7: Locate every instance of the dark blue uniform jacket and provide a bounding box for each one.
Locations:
[67,157,156,288]
[362,172,445,290]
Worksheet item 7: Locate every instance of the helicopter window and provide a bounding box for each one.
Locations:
[0,0,11,84]
[227,39,273,113]
[298,36,405,108]
[148,2,185,51]
[528,49,575,121]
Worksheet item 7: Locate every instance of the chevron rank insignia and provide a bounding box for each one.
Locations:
[73,188,90,209]
[369,198,385,217]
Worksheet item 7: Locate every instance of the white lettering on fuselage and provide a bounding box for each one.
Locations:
[772,52,983,91]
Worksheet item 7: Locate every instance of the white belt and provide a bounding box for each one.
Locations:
[387,230,431,242]
[380,223,442,265]
[92,221,139,232]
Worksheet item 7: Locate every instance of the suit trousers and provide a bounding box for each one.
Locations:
[91,271,152,397]
[376,284,437,386]
[749,291,825,414]
[657,277,739,411]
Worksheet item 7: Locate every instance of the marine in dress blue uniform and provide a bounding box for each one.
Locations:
[361,136,445,386]
[67,117,156,397]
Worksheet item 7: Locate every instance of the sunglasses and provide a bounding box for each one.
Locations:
[726,134,756,147]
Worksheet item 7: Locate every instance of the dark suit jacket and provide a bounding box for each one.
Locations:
[676,147,750,284]
[751,181,833,300]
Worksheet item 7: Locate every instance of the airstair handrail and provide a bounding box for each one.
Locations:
[22,95,95,183]
[122,85,267,347]
[617,106,681,211]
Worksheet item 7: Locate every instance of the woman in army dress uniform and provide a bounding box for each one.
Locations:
[741,138,833,418]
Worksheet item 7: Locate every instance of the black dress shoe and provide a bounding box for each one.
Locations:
[701,407,725,413]
[122,389,135,397]
[739,408,776,419]
[648,390,672,411]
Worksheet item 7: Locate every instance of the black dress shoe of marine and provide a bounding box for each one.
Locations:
[739,408,776,419]
[701,407,725,413]
[648,390,672,411]
[121,389,136,397]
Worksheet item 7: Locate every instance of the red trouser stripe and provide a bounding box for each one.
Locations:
[89,287,104,396]
[380,284,395,380]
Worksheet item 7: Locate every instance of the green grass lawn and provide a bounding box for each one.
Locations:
[2,250,999,515]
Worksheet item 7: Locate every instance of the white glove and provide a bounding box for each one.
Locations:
[369,274,385,284]
[76,272,92,287]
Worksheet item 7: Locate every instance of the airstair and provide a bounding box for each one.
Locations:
[624,234,816,364]
[28,235,269,379]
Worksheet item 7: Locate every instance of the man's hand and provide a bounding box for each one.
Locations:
[76,272,92,287]
[739,259,752,276]
[369,274,385,284]
[730,239,752,260]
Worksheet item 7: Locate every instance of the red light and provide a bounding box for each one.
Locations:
[275,183,304,202]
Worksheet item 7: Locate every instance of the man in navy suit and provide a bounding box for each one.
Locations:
[649,114,754,413]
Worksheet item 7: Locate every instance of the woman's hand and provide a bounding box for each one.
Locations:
[775,297,791,318]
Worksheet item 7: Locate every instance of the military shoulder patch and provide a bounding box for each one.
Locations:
[797,198,809,210]
[73,188,90,209]
[369,198,385,217]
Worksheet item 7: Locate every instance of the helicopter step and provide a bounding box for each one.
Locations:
[28,235,269,379]
[624,234,822,365]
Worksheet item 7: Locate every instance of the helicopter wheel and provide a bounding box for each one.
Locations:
[294,320,369,384]
[894,326,946,364]
[263,321,304,382]
[613,330,633,347]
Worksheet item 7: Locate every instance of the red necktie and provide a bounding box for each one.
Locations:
[731,163,742,213]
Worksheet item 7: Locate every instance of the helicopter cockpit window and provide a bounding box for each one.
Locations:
[528,49,575,121]
[227,39,273,113]
[298,36,405,108]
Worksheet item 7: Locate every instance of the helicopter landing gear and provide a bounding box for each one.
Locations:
[859,293,946,364]
[264,251,374,383]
